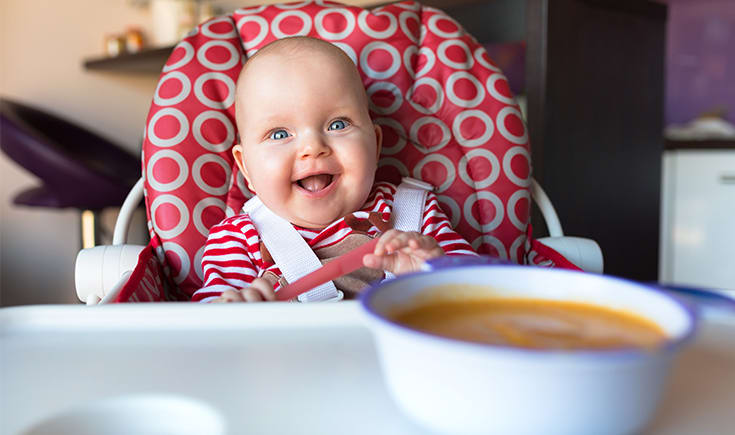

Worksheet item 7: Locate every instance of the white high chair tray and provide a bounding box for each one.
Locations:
[2,302,734,435]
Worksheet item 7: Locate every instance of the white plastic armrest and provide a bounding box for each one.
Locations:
[531,178,563,237]
[113,177,145,245]
[531,178,603,273]
[75,177,146,304]
[537,236,604,274]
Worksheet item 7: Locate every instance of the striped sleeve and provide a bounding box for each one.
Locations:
[421,192,477,256]
[192,216,261,302]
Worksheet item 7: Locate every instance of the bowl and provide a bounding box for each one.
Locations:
[360,259,697,435]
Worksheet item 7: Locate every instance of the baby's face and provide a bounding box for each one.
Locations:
[233,45,381,229]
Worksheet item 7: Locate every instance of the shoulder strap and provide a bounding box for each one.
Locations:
[384,177,434,281]
[391,177,434,232]
[242,197,341,302]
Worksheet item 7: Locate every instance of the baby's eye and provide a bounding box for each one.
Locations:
[269,129,290,140]
[328,120,349,131]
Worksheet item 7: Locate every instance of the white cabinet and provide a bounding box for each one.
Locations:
[660,149,735,291]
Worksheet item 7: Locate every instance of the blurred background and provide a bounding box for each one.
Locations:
[1,0,733,306]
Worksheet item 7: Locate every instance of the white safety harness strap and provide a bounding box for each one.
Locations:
[384,177,433,280]
[391,177,433,232]
[242,196,341,302]
[243,177,433,302]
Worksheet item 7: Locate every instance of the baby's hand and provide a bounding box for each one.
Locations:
[363,229,444,275]
[211,277,276,303]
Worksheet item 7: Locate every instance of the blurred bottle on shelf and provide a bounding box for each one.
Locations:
[125,27,145,53]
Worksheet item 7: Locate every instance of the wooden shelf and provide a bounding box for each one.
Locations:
[83,45,174,73]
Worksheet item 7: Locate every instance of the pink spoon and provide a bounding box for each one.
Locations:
[275,237,380,301]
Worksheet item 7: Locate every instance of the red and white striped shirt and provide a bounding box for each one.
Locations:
[193,182,476,302]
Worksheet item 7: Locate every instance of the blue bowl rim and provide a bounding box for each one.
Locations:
[360,263,699,360]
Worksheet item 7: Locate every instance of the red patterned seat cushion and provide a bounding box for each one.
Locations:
[143,1,536,299]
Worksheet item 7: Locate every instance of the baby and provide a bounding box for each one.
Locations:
[194,36,475,303]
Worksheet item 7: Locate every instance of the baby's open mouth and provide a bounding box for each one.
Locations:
[296,174,334,192]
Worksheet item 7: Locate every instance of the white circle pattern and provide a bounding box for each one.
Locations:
[427,14,463,38]
[374,117,407,155]
[192,110,236,152]
[403,46,417,78]
[486,73,516,104]
[472,235,508,260]
[154,71,191,106]
[151,194,190,239]
[367,81,403,115]
[410,116,451,153]
[196,40,239,71]
[163,41,195,72]
[162,241,191,284]
[507,189,530,231]
[200,17,238,39]
[463,191,504,232]
[496,106,528,144]
[237,15,269,50]
[193,197,226,237]
[147,108,189,148]
[271,10,313,38]
[194,245,206,282]
[452,109,494,148]
[357,10,398,39]
[415,47,436,78]
[407,77,444,115]
[474,46,500,72]
[378,158,409,177]
[413,153,456,192]
[315,8,356,40]
[446,71,485,108]
[509,234,527,264]
[360,41,401,80]
[458,148,499,189]
[437,39,474,70]
[502,146,531,187]
[436,195,461,228]
[147,149,189,192]
[194,72,236,109]
[192,154,231,195]
[399,11,420,43]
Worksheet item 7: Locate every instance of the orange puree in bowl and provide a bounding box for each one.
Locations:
[391,298,667,350]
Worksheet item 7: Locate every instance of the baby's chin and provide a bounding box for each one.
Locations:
[287,211,345,230]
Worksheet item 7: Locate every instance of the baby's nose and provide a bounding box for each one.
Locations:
[298,134,330,159]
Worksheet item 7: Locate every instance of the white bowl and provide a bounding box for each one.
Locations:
[361,261,697,435]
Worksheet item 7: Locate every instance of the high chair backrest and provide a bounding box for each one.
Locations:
[143,0,533,299]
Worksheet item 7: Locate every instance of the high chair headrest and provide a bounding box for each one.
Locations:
[143,1,531,297]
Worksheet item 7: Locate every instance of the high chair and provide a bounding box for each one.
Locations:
[75,0,602,304]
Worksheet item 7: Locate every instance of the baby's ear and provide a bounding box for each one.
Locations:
[232,143,254,191]
[373,123,383,159]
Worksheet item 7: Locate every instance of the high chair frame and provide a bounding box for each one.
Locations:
[74,1,604,304]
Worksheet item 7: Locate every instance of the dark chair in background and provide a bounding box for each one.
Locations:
[0,98,140,248]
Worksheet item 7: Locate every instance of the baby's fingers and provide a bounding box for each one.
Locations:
[215,289,246,303]
[241,288,264,302]
[376,230,420,254]
[250,277,276,302]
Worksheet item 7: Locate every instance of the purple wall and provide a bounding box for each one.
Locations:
[666,0,735,125]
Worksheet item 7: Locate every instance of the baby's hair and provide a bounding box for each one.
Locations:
[245,36,354,68]
[235,36,370,125]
